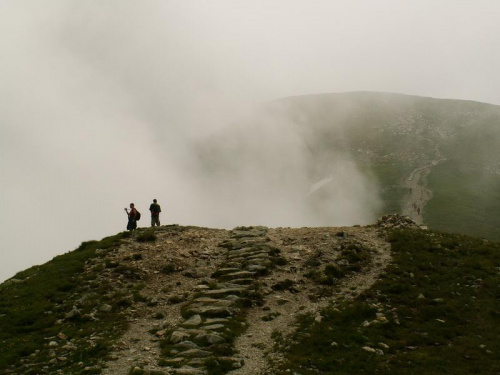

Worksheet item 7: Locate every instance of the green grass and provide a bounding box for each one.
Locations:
[365,162,414,216]
[136,229,157,242]
[305,241,371,288]
[200,92,500,241]
[0,232,132,373]
[273,229,500,374]
[426,160,500,241]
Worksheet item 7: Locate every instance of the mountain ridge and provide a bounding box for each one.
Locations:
[1,220,499,374]
[2,92,500,374]
[278,91,500,107]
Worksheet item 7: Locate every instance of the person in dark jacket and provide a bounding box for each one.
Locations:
[149,199,161,227]
[125,203,138,231]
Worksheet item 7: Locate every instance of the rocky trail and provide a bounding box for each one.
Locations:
[94,224,392,375]
[402,158,446,224]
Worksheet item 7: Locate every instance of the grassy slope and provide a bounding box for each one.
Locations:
[274,229,500,374]
[426,161,500,241]
[0,232,132,374]
[200,92,500,240]
[1,225,499,374]
[357,96,500,241]
[279,92,500,240]
[362,162,413,217]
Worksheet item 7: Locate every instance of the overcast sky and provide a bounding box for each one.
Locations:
[1,0,499,282]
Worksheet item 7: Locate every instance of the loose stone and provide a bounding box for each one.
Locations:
[182,315,203,327]
[170,331,190,344]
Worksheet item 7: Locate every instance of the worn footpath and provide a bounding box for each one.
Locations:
[99,224,392,375]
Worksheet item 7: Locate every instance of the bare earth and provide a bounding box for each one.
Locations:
[101,227,230,375]
[97,225,391,375]
[231,226,391,374]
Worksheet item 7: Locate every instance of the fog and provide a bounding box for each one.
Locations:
[189,102,383,228]
[1,0,500,282]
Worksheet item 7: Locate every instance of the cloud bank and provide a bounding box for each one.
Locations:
[1,0,500,281]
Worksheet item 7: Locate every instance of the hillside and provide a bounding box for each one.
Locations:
[194,92,500,240]
[1,222,499,374]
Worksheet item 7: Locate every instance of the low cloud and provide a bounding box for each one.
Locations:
[186,104,382,228]
[1,0,499,281]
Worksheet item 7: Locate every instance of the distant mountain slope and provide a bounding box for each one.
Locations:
[195,92,500,240]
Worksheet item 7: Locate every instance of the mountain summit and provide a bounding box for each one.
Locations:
[2,92,500,374]
[1,221,499,374]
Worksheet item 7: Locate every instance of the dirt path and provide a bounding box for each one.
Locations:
[230,226,391,375]
[98,225,391,375]
[402,158,446,224]
[101,227,230,374]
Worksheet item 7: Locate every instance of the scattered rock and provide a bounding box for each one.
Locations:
[100,304,113,313]
[170,331,190,344]
[377,214,420,229]
[362,346,383,355]
[200,333,226,344]
[173,341,200,351]
[69,225,392,375]
[156,330,167,337]
[65,307,81,320]
[176,349,212,358]
[378,342,390,350]
[183,315,203,327]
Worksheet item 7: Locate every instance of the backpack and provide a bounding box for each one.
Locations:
[135,211,141,221]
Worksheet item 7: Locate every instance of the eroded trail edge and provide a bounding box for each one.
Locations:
[230,226,391,375]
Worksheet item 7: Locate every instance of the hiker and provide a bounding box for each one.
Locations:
[125,203,139,231]
[149,199,162,227]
